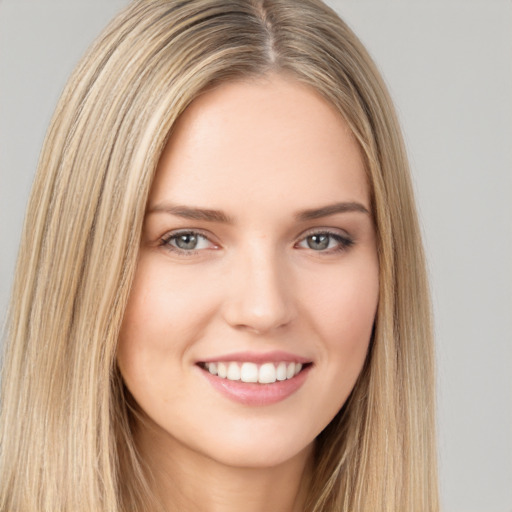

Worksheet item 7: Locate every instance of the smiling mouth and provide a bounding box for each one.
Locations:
[197,361,311,384]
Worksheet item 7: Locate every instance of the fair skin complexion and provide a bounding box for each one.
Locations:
[117,74,379,512]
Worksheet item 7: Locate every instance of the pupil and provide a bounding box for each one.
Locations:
[176,233,197,250]
[308,234,329,250]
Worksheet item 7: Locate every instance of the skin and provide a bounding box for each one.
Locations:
[117,74,379,512]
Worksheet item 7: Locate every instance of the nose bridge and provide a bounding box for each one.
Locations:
[222,240,293,333]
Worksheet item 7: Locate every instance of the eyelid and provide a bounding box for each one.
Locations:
[296,226,353,242]
[298,225,352,238]
[158,227,354,256]
[295,227,354,252]
[160,229,219,255]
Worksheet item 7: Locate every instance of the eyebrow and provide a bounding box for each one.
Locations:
[295,202,370,221]
[147,201,370,224]
[147,204,234,223]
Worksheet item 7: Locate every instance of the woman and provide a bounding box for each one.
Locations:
[0,0,438,511]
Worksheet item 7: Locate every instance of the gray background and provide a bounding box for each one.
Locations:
[0,1,511,511]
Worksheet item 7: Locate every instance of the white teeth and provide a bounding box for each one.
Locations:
[240,362,258,383]
[204,361,307,384]
[259,363,277,384]
[276,362,287,381]
[227,362,240,381]
[217,362,227,378]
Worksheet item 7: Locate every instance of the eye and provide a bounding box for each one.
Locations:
[296,231,353,253]
[161,231,216,253]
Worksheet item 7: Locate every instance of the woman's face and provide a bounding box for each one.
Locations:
[117,75,379,469]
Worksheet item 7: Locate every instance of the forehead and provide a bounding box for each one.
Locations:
[149,74,369,214]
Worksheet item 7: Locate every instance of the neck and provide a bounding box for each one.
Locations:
[134,419,314,512]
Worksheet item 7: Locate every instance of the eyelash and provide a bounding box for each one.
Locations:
[160,229,354,256]
[160,230,215,256]
[296,230,354,254]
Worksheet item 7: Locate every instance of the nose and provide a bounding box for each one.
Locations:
[221,246,294,334]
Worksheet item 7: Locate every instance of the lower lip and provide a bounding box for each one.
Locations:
[199,365,311,406]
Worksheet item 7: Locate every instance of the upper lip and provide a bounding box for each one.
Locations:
[197,350,312,365]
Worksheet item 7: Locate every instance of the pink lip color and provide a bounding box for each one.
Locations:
[199,364,311,406]
[200,350,311,365]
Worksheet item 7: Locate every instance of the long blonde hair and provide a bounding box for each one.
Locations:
[0,1,438,510]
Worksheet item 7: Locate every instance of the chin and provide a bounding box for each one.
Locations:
[186,420,316,470]
[202,437,314,470]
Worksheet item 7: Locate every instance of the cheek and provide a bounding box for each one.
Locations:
[301,256,379,364]
[120,254,216,338]
[116,256,210,390]
[308,260,379,345]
